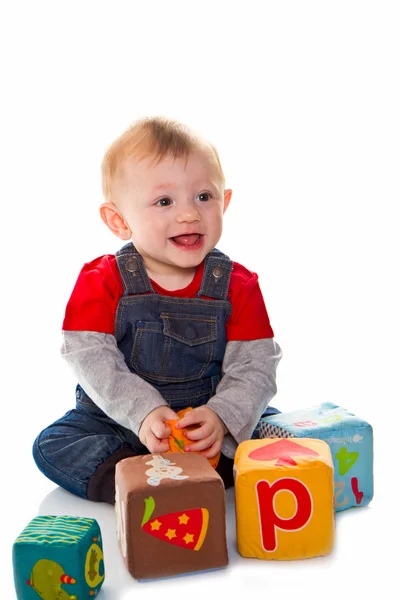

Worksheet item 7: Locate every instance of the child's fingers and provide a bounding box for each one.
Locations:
[146,432,170,453]
[184,422,212,441]
[185,434,215,453]
[163,407,180,420]
[152,421,171,439]
[176,411,202,430]
[157,438,170,453]
[200,441,221,459]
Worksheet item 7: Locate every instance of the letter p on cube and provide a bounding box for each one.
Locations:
[234,438,335,560]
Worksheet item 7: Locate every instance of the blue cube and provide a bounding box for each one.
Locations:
[258,402,373,511]
[13,515,105,599]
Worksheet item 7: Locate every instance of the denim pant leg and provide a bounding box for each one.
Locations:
[32,397,148,499]
[252,405,281,440]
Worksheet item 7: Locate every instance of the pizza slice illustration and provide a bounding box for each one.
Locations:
[141,496,209,551]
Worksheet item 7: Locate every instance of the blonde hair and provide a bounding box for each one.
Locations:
[101,116,225,201]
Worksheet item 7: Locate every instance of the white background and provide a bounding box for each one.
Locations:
[1,1,399,598]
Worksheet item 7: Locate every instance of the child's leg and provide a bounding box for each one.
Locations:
[215,454,234,489]
[251,405,281,439]
[33,406,148,504]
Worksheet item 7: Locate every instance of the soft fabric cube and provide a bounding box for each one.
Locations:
[115,452,228,580]
[258,402,373,511]
[13,515,105,600]
[234,438,335,560]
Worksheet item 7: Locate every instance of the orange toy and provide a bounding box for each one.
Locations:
[166,407,220,469]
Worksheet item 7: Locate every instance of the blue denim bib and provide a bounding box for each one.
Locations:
[33,243,278,499]
[114,242,233,411]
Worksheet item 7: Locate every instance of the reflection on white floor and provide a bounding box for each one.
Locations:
[33,483,375,600]
[36,486,242,598]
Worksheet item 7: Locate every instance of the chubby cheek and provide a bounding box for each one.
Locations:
[131,215,165,244]
[144,214,170,236]
[209,216,223,240]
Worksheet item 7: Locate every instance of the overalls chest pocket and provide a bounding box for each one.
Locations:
[131,313,218,382]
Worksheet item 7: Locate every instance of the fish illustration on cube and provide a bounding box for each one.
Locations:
[258,402,373,511]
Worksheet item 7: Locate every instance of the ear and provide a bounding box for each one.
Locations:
[223,189,232,213]
[99,202,131,240]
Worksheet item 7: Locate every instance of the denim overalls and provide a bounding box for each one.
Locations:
[115,242,233,408]
[33,243,278,499]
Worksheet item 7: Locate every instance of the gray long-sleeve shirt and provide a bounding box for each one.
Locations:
[61,330,282,458]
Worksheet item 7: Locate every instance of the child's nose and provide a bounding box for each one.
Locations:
[176,207,200,223]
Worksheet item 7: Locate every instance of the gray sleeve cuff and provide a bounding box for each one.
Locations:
[61,330,167,434]
[208,338,282,457]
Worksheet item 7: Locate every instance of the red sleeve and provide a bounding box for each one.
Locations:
[62,255,123,334]
[226,262,274,341]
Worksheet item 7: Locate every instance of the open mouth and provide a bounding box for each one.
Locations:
[170,234,203,247]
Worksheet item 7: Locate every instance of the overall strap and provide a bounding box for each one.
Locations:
[115,242,154,295]
[198,248,233,300]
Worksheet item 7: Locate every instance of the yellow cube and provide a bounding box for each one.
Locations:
[234,438,335,560]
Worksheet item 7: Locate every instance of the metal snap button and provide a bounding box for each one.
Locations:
[126,258,138,273]
[185,326,196,340]
[212,266,223,279]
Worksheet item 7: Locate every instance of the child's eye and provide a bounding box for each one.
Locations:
[197,192,211,202]
[156,197,172,207]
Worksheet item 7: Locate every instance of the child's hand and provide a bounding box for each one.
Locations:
[176,406,228,459]
[139,406,179,453]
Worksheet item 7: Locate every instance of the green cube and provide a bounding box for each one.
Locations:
[13,515,105,599]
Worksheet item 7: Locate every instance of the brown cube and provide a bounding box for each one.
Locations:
[115,452,228,580]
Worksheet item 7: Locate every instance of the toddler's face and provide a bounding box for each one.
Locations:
[115,149,231,277]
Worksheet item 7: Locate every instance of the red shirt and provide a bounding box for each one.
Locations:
[63,255,274,342]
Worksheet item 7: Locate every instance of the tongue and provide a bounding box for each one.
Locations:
[172,234,200,246]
